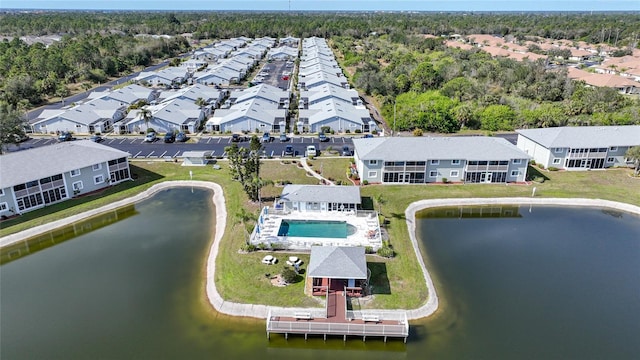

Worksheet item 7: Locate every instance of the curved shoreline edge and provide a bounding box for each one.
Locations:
[2,184,640,321]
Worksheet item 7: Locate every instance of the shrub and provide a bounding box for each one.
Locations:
[240,243,257,252]
[271,243,285,251]
[354,129,362,133]
[548,167,559,171]
[362,180,369,185]
[345,129,351,134]
[413,128,424,136]
[281,267,299,283]
[442,177,448,183]
[371,129,378,135]
[365,246,375,254]
[146,128,156,133]
[377,246,395,258]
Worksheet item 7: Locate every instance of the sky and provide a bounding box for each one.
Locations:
[1,1,639,12]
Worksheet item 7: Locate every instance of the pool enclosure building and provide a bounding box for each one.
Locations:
[249,185,382,250]
[277,184,360,213]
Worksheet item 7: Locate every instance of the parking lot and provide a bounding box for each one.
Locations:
[251,59,293,90]
[9,135,356,159]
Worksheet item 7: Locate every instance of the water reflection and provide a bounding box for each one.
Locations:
[1,204,137,264]
[417,205,522,219]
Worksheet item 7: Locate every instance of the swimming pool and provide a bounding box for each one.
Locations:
[277,219,357,238]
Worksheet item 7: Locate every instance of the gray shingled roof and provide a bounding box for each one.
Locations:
[307,246,367,279]
[280,185,361,204]
[516,126,640,148]
[353,136,530,162]
[0,141,130,189]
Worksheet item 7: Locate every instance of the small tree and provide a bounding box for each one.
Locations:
[281,267,299,283]
[0,103,28,154]
[374,193,386,215]
[626,146,640,176]
[140,108,152,131]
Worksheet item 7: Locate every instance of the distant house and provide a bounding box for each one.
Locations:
[205,98,287,133]
[194,67,238,86]
[0,141,130,217]
[279,36,300,47]
[157,84,226,112]
[353,136,530,184]
[122,98,204,134]
[90,84,156,105]
[267,46,298,60]
[278,184,361,213]
[516,125,640,170]
[32,98,125,134]
[135,67,189,87]
[567,67,639,95]
[298,71,349,90]
[307,246,368,297]
[298,98,372,133]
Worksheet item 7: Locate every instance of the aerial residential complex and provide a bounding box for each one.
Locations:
[0,141,131,218]
[353,136,531,184]
[516,125,640,170]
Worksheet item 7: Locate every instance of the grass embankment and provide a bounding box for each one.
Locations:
[1,159,639,310]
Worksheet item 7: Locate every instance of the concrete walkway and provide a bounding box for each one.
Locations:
[299,157,335,186]
[3,184,639,320]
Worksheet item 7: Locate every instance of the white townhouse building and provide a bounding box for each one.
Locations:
[516,125,640,170]
[135,67,189,87]
[205,98,287,133]
[353,137,531,184]
[298,98,373,133]
[267,46,299,61]
[0,141,130,217]
[90,84,156,105]
[32,98,125,135]
[120,98,204,134]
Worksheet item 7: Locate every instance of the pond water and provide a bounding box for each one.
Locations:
[1,190,639,359]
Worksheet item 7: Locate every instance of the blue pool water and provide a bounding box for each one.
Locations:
[277,220,356,238]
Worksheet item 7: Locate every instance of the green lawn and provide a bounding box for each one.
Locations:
[1,159,639,310]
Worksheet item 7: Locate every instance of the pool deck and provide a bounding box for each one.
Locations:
[252,208,383,250]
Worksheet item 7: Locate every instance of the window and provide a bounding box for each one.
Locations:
[450,170,459,177]
[0,202,7,211]
[512,159,522,164]
[429,171,438,177]
[368,171,377,178]
[369,160,377,165]
[93,163,102,171]
[430,160,439,165]
[451,159,460,165]
[511,170,520,177]
[553,158,561,164]
[0,188,4,196]
[94,175,105,185]
[72,181,83,191]
[70,169,81,177]
[554,148,563,153]
[610,146,618,151]
[607,157,615,163]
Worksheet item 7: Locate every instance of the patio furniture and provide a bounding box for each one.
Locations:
[262,255,277,265]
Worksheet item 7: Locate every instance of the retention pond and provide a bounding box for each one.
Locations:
[1,190,638,359]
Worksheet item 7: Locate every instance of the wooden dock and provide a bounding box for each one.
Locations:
[266,291,409,342]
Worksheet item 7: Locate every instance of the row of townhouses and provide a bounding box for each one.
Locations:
[297,37,376,134]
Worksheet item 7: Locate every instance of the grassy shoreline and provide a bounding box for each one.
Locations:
[1,159,639,310]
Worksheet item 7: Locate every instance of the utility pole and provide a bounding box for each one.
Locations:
[393,100,396,137]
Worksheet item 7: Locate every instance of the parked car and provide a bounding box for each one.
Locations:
[306,145,317,157]
[163,132,175,143]
[262,132,273,143]
[318,132,329,142]
[341,145,351,156]
[176,132,189,142]
[279,133,289,142]
[231,133,246,142]
[363,134,374,138]
[284,145,294,156]
[58,132,73,142]
[144,132,157,142]
[89,135,103,143]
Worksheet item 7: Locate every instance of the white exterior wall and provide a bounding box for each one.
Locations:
[517,135,552,168]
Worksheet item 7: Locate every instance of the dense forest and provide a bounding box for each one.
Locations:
[334,34,639,131]
[0,11,639,132]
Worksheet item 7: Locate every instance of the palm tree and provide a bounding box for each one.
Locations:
[140,108,152,132]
